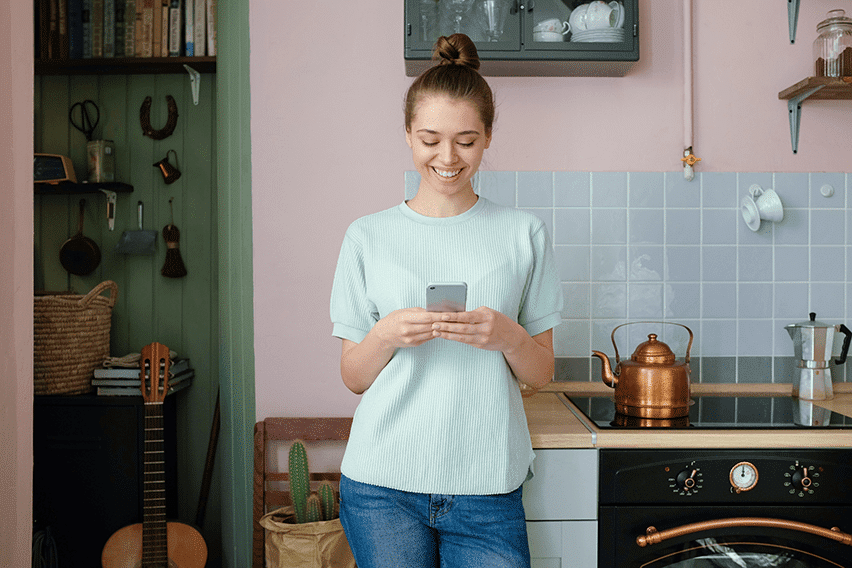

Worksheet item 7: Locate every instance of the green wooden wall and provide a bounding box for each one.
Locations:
[34,71,222,566]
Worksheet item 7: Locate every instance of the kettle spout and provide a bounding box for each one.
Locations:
[591,350,618,388]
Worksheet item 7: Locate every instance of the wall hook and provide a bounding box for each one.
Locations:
[184,64,201,105]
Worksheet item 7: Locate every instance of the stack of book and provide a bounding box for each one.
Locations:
[35,0,217,61]
[93,358,193,396]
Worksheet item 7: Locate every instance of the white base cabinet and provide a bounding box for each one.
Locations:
[523,449,598,567]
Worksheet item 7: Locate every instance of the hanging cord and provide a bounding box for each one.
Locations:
[32,525,59,568]
[161,197,188,278]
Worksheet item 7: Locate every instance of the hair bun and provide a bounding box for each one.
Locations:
[432,34,481,71]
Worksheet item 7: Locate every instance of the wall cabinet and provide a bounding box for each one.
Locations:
[523,449,598,566]
[404,0,638,76]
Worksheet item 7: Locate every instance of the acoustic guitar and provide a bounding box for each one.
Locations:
[102,342,207,568]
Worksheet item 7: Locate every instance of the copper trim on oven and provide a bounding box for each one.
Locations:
[636,517,852,547]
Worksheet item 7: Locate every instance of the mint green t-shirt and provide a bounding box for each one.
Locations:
[330,197,562,495]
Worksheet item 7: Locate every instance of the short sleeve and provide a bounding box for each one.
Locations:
[330,227,379,343]
[518,224,563,337]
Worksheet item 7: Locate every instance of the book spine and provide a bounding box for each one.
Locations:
[140,0,154,57]
[82,0,92,57]
[205,0,215,56]
[160,1,169,56]
[59,0,70,59]
[48,0,58,59]
[91,0,104,58]
[168,0,181,56]
[184,0,193,56]
[114,0,124,56]
[123,0,134,56]
[152,0,162,58]
[68,0,83,59]
[193,0,205,56]
[103,0,115,57]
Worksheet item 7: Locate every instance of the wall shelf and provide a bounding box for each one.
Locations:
[778,76,852,153]
[34,181,133,195]
[35,56,215,75]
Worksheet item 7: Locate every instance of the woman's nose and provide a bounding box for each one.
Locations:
[438,142,458,164]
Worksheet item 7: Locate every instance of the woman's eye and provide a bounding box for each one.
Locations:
[458,141,475,148]
[421,141,438,147]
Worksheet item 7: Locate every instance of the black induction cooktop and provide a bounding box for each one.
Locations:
[565,394,852,429]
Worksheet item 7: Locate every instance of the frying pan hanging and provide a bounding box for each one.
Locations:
[59,199,101,275]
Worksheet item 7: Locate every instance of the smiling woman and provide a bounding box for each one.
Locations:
[329,33,563,568]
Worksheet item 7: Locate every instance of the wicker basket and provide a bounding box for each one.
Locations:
[34,280,119,395]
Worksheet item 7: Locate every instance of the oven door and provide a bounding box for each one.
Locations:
[600,506,852,568]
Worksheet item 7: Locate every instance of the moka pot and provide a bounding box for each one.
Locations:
[784,312,852,400]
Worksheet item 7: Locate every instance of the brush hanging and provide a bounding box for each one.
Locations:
[161,197,188,278]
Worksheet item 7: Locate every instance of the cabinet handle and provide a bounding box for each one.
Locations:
[637,517,852,548]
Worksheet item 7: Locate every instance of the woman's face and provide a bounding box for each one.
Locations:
[405,94,491,201]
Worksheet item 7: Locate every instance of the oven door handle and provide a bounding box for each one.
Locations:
[637,517,852,547]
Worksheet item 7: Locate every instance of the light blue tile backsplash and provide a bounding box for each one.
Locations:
[405,170,852,384]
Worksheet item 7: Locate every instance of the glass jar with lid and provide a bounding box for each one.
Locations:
[813,9,852,77]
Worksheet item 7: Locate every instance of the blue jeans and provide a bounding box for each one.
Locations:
[339,475,531,568]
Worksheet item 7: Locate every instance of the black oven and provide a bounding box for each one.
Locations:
[564,395,852,567]
[597,449,852,567]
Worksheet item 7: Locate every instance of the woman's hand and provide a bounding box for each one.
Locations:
[372,307,441,349]
[340,308,440,394]
[431,307,555,389]
[430,306,521,352]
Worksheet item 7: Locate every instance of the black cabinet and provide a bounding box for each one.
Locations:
[33,395,178,568]
[405,0,639,76]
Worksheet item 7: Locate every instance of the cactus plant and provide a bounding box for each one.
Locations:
[318,480,337,521]
[287,439,341,524]
[288,440,310,524]
[306,494,323,523]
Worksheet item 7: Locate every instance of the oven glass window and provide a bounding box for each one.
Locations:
[641,538,845,568]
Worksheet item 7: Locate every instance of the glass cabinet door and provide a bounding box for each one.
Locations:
[405,0,639,76]
[406,0,521,52]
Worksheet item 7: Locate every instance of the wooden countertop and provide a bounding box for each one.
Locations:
[524,382,852,449]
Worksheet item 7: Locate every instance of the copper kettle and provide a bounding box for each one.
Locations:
[591,322,693,419]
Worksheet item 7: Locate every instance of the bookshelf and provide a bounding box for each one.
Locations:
[35,55,215,75]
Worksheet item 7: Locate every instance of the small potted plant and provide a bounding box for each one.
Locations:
[258,440,355,568]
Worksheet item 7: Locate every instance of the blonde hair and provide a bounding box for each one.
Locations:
[404,34,495,134]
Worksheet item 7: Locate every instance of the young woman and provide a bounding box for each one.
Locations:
[329,33,563,568]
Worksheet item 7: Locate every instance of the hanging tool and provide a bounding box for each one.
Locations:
[69,100,100,141]
[161,198,188,278]
[115,201,157,255]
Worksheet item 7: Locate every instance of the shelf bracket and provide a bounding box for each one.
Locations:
[787,0,800,43]
[183,64,201,105]
[786,85,825,154]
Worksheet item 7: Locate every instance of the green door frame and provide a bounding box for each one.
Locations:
[216,1,256,566]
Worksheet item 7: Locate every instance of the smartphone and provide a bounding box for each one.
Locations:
[426,282,467,312]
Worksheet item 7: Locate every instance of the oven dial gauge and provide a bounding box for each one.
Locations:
[669,463,702,495]
[730,461,759,493]
[784,463,819,497]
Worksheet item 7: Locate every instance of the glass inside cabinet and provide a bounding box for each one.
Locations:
[405,0,639,77]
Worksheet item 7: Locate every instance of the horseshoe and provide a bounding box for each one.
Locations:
[140,95,179,140]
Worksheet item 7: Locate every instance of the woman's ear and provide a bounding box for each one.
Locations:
[405,128,414,149]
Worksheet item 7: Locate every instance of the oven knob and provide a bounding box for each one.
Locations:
[785,463,819,496]
[671,465,701,494]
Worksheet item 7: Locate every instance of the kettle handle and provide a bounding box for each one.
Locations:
[835,324,852,365]
[611,321,694,365]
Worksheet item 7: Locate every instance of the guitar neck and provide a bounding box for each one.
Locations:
[143,401,168,566]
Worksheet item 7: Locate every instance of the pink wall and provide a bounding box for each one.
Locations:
[1,1,34,564]
[251,0,851,418]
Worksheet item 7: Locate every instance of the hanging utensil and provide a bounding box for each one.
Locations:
[69,99,100,141]
[59,199,102,275]
[114,201,157,255]
[161,198,187,278]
